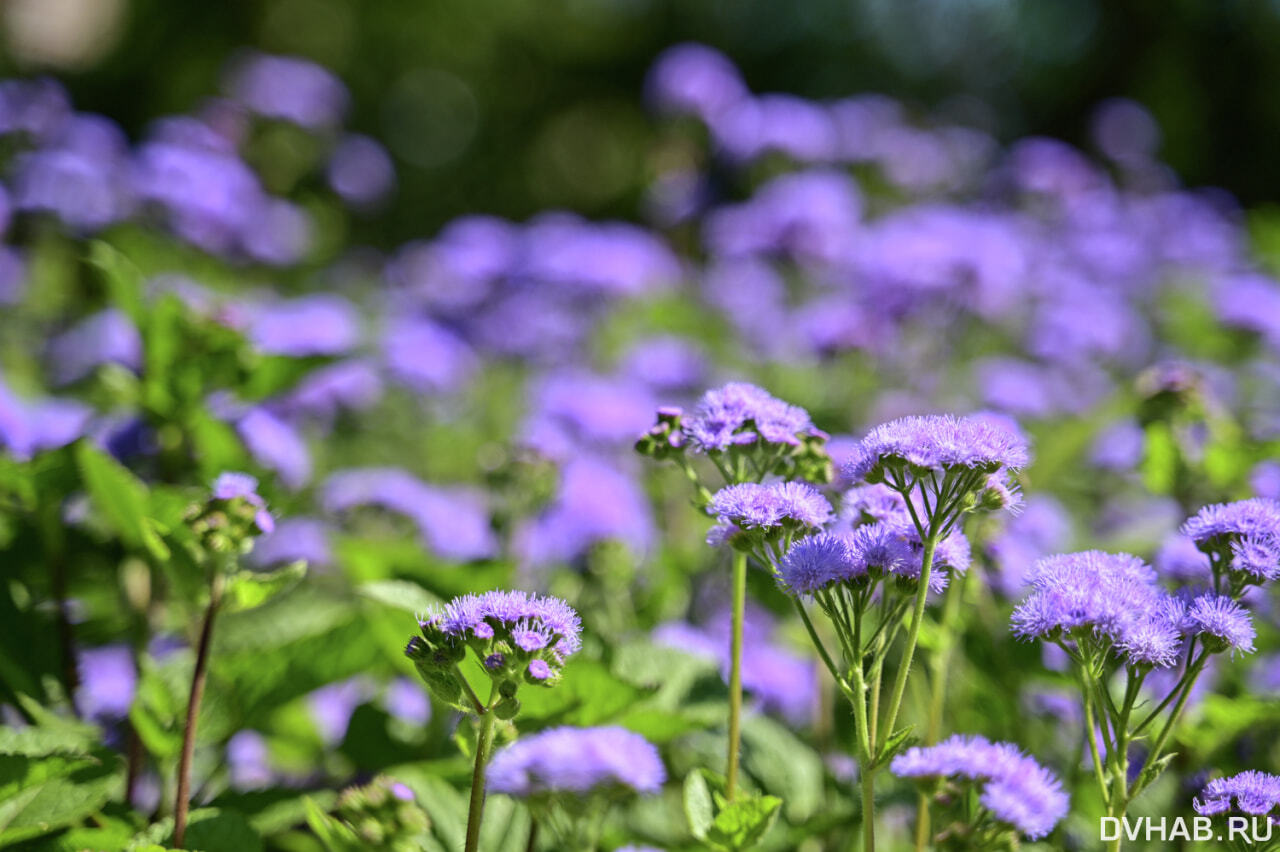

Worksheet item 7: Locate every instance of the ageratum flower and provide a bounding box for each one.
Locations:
[1186,594,1256,654]
[408,590,581,706]
[779,533,861,594]
[210,471,274,535]
[1182,499,1280,549]
[891,734,1068,840]
[709,481,833,532]
[1194,771,1280,817]
[487,726,665,799]
[843,413,1030,483]
[682,382,815,453]
[1011,551,1188,668]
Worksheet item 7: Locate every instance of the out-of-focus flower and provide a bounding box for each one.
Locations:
[322,467,498,562]
[381,317,476,395]
[327,134,395,209]
[225,52,349,129]
[0,373,92,460]
[488,726,665,798]
[75,644,136,721]
[308,677,372,745]
[249,517,332,569]
[892,734,1069,840]
[46,309,142,385]
[645,43,746,122]
[236,407,312,490]
[245,295,361,357]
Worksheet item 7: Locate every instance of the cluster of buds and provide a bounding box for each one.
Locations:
[405,590,581,718]
[320,776,430,852]
[184,472,274,557]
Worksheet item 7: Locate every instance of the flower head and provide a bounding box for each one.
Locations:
[709,481,832,532]
[844,414,1031,482]
[1195,771,1280,818]
[487,726,666,799]
[891,734,1068,840]
[779,533,860,595]
[682,382,814,453]
[1186,594,1256,654]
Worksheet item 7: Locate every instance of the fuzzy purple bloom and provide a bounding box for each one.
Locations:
[891,734,1068,839]
[709,481,833,531]
[844,414,1031,482]
[1181,499,1280,547]
[420,590,581,660]
[487,726,666,798]
[681,382,814,453]
[779,533,860,594]
[226,52,349,129]
[47,309,142,386]
[1186,594,1256,654]
[1194,771,1280,818]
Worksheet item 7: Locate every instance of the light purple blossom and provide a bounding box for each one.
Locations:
[681,382,815,453]
[1194,771,1280,818]
[844,414,1031,482]
[488,726,665,798]
[709,481,833,531]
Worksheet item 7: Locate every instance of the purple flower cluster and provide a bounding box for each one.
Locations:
[681,382,816,453]
[1180,499,1280,582]
[417,590,581,682]
[487,726,665,798]
[211,471,274,534]
[778,520,971,596]
[1011,551,1256,665]
[891,734,1069,839]
[709,481,833,532]
[844,414,1031,482]
[1194,771,1280,818]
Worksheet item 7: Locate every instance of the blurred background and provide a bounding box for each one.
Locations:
[8,0,1280,239]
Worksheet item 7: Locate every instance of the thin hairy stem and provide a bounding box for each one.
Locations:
[464,683,500,852]
[726,549,747,801]
[173,573,223,848]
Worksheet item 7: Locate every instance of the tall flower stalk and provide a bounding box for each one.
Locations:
[1012,495,1278,852]
[405,590,582,851]
[636,383,830,800]
[174,473,274,847]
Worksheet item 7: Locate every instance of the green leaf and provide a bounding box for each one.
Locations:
[1132,751,1178,796]
[75,441,161,556]
[706,793,782,851]
[683,769,716,841]
[356,579,443,615]
[0,749,121,845]
[87,241,145,325]
[130,807,263,852]
[872,726,917,770]
[741,715,824,821]
[0,695,99,757]
[222,561,307,614]
[516,659,644,727]
[304,797,363,852]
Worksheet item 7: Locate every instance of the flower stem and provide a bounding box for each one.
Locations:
[878,535,937,751]
[726,549,747,801]
[173,572,223,848]
[465,687,499,852]
[850,660,875,852]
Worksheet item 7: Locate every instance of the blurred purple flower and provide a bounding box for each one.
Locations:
[47,309,142,386]
[323,467,498,561]
[226,52,349,129]
[277,359,383,424]
[227,730,273,790]
[645,43,746,122]
[249,517,332,569]
[327,134,395,209]
[705,170,860,265]
[247,295,360,357]
[0,374,92,460]
[0,78,72,139]
[383,677,430,726]
[308,678,371,745]
[382,317,476,395]
[75,644,136,721]
[236,407,312,490]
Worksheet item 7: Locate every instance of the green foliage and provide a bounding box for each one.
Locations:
[684,769,782,851]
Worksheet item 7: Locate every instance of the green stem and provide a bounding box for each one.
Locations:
[860,756,876,852]
[1081,673,1110,808]
[464,685,499,852]
[173,572,223,848]
[726,549,747,801]
[925,571,966,744]
[1132,654,1208,799]
[878,535,937,751]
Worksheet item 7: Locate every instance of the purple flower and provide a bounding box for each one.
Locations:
[211,471,274,533]
[704,171,861,264]
[682,382,815,453]
[46,309,142,386]
[1154,534,1212,584]
[1011,551,1186,667]
[1229,535,1280,582]
[1194,771,1280,818]
[709,481,833,531]
[513,456,653,567]
[327,134,395,209]
[249,517,332,569]
[419,590,581,661]
[381,317,476,395]
[779,533,860,594]
[227,730,273,790]
[520,214,680,297]
[1186,594,1255,654]
[12,147,131,231]
[527,659,552,680]
[0,77,72,139]
[1181,499,1280,547]
[75,644,136,721]
[226,52,349,129]
[247,295,360,357]
[645,43,746,122]
[0,373,92,460]
[891,734,1068,840]
[322,467,498,562]
[308,678,371,745]
[382,677,431,726]
[236,408,312,491]
[488,726,665,798]
[986,496,1072,596]
[277,359,383,424]
[844,414,1031,482]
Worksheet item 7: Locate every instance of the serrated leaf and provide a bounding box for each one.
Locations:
[0,749,121,844]
[87,241,145,325]
[683,769,715,841]
[706,792,782,851]
[222,561,307,614]
[130,807,263,852]
[872,726,917,770]
[1133,751,1178,796]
